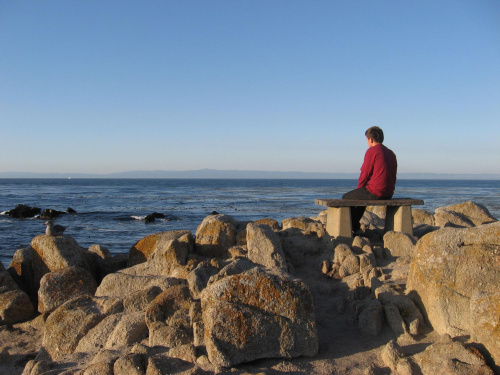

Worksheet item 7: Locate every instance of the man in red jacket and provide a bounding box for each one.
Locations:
[342,126,397,232]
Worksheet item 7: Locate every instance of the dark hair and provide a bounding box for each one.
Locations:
[365,126,384,143]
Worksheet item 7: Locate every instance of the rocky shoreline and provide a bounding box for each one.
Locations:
[0,201,499,374]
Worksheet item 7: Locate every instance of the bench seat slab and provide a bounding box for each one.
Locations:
[316,198,424,238]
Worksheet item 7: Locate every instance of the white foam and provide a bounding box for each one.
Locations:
[131,215,146,220]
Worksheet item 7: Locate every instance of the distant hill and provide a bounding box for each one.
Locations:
[0,169,499,180]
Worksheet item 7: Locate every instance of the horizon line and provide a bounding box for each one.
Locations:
[1,169,499,180]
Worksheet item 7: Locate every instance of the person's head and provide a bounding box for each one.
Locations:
[365,126,384,144]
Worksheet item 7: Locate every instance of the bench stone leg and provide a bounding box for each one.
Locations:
[326,207,352,238]
[385,206,413,235]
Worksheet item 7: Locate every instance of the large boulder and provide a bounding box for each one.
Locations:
[254,218,281,231]
[38,266,97,313]
[186,260,222,299]
[195,214,236,258]
[0,261,35,325]
[7,247,39,304]
[381,338,494,375]
[246,223,288,272]
[30,235,94,274]
[145,285,193,348]
[407,222,500,364]
[95,271,184,298]
[412,208,435,226]
[201,266,318,367]
[128,230,192,267]
[145,231,193,276]
[470,291,500,368]
[40,295,122,360]
[411,339,494,375]
[281,217,326,236]
[434,201,497,228]
[383,231,416,258]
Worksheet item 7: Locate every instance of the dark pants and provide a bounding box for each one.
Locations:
[342,187,385,232]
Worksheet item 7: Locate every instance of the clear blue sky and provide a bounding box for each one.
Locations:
[1,1,499,175]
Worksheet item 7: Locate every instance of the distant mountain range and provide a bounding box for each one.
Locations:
[1,169,499,180]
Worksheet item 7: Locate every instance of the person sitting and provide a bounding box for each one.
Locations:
[342,126,397,232]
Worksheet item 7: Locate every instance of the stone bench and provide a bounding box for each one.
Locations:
[315,198,424,238]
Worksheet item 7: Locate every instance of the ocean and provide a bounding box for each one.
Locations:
[1,178,499,265]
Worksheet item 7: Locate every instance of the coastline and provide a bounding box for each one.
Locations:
[1,201,499,374]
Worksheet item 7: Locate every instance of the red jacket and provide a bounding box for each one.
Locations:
[357,143,397,198]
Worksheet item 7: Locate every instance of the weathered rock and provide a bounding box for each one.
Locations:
[383,231,416,258]
[470,291,500,367]
[358,253,376,273]
[362,267,383,289]
[30,234,93,275]
[227,245,247,258]
[101,254,128,275]
[383,302,407,337]
[7,247,38,303]
[105,312,148,349]
[168,343,197,363]
[146,231,193,277]
[437,201,497,227]
[255,218,281,231]
[358,300,384,336]
[88,348,121,366]
[333,244,354,265]
[128,230,193,268]
[76,313,123,354]
[113,353,146,375]
[41,295,122,360]
[146,355,194,374]
[22,359,51,374]
[145,285,193,348]
[0,261,35,325]
[434,201,498,229]
[95,271,184,298]
[246,223,288,272]
[406,222,500,363]
[361,208,386,230]
[412,208,435,226]
[342,273,364,290]
[412,340,494,375]
[435,208,476,228]
[375,284,425,335]
[352,236,371,254]
[82,362,114,375]
[195,214,236,258]
[205,258,256,287]
[186,260,221,299]
[315,210,328,225]
[380,339,404,371]
[281,216,326,236]
[201,266,318,367]
[38,266,97,313]
[338,254,359,278]
[123,286,163,313]
[88,244,111,260]
[5,204,41,218]
[0,289,34,325]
